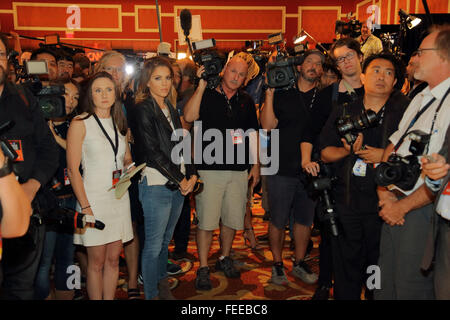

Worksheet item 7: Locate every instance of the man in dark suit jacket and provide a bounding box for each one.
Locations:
[421,124,450,300]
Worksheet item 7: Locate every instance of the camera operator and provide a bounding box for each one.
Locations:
[56,53,74,81]
[0,35,59,299]
[421,124,450,300]
[30,48,58,84]
[375,26,450,300]
[357,22,383,61]
[184,56,259,291]
[319,52,409,300]
[34,78,80,300]
[260,51,321,286]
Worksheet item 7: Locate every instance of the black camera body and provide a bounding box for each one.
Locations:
[336,109,378,145]
[375,130,430,191]
[192,39,223,89]
[306,162,339,237]
[335,19,362,38]
[9,54,66,119]
[266,54,302,89]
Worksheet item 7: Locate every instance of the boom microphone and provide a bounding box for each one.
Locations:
[180,9,192,37]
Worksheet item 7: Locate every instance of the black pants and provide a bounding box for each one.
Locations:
[332,202,382,300]
[317,221,333,288]
[1,219,45,300]
[173,197,191,254]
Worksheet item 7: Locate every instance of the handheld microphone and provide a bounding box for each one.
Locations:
[180,9,192,37]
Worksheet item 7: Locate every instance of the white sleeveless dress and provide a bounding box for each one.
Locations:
[73,114,133,247]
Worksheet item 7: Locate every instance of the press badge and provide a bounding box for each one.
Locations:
[8,140,24,161]
[352,158,367,177]
[230,129,243,145]
[443,181,450,196]
[64,168,71,186]
[112,169,122,187]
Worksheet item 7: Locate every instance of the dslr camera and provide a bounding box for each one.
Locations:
[375,130,430,191]
[306,162,339,237]
[336,109,378,145]
[192,39,224,89]
[266,32,302,89]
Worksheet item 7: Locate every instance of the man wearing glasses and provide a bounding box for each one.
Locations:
[376,25,450,300]
[300,38,365,299]
[184,56,259,291]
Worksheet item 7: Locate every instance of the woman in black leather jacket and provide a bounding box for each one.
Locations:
[130,56,197,300]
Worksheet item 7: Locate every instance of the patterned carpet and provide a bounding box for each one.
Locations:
[112,195,322,300]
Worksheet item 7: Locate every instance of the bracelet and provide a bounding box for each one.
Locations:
[81,205,91,210]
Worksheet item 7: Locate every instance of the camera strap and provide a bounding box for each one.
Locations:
[93,114,119,170]
[394,86,450,153]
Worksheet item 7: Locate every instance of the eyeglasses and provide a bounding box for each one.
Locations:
[104,66,124,74]
[416,48,439,57]
[335,51,356,65]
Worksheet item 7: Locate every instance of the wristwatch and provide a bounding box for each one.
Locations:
[0,156,13,178]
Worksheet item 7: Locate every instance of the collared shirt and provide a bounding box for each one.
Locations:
[389,77,450,195]
[359,34,383,61]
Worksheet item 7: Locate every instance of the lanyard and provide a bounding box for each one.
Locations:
[394,87,450,153]
[93,114,119,169]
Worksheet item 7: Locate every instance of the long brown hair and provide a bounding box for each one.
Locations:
[135,56,174,105]
[80,71,128,135]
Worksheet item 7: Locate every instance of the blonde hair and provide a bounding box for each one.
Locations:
[234,52,260,84]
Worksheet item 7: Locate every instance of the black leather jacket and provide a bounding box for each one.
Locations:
[130,96,197,185]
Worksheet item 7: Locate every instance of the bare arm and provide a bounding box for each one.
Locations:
[0,152,31,238]
[66,119,93,216]
[260,88,278,131]
[183,67,207,123]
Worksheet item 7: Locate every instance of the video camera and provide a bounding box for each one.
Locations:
[8,52,65,119]
[335,19,362,38]
[266,32,302,89]
[375,130,430,191]
[191,39,224,89]
[306,162,339,237]
[336,109,378,145]
[245,40,269,74]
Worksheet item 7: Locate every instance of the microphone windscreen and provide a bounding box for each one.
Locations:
[180,9,192,35]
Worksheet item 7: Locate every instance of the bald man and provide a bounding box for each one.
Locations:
[184,56,260,290]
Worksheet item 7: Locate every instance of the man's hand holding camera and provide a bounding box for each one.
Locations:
[341,133,364,154]
[355,145,384,164]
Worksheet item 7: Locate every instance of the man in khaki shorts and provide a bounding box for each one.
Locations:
[184,55,260,290]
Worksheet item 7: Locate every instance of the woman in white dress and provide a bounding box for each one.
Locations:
[67,71,134,300]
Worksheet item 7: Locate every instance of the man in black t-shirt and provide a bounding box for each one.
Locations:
[184,56,259,291]
[260,55,320,287]
[319,53,409,300]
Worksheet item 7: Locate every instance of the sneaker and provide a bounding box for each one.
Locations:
[215,257,240,278]
[292,260,318,284]
[167,261,183,275]
[195,267,212,291]
[171,251,196,262]
[311,284,330,300]
[270,263,289,285]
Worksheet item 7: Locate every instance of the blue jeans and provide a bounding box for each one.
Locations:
[34,196,76,299]
[139,178,184,299]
